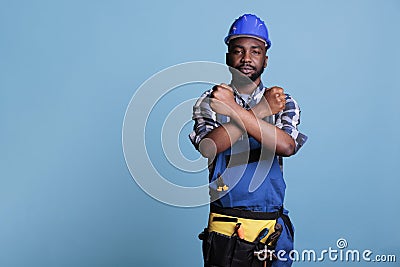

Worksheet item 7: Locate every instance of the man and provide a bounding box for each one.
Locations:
[190,14,307,267]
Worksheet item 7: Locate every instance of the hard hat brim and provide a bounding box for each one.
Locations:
[225,34,271,49]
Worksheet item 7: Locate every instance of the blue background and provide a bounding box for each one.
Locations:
[1,0,399,266]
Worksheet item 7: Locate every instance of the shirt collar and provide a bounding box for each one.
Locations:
[230,81,265,109]
[231,80,264,95]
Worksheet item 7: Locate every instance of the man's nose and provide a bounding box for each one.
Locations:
[241,51,251,63]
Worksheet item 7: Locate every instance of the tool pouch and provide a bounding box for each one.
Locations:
[199,229,275,267]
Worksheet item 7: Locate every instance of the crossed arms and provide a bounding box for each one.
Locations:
[193,84,297,159]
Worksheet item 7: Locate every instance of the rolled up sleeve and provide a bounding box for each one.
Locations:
[275,94,308,153]
[189,90,221,150]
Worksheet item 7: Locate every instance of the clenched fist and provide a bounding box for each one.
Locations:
[252,86,286,118]
[209,84,239,116]
[264,86,286,115]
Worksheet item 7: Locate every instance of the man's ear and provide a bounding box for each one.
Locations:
[264,55,268,68]
[225,52,230,65]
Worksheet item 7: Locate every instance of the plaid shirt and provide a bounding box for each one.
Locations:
[189,83,307,157]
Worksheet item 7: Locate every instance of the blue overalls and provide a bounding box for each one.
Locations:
[208,114,294,266]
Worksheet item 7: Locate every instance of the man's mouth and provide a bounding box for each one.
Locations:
[238,66,255,75]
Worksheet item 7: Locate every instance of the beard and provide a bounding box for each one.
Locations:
[247,66,264,82]
[229,63,265,86]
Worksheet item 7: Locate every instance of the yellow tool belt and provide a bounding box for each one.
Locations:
[200,205,289,266]
[207,205,282,245]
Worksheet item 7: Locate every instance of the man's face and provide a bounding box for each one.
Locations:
[226,37,268,84]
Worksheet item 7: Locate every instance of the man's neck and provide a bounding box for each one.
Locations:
[231,78,261,95]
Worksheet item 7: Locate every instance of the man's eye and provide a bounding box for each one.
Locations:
[252,50,261,55]
[233,50,243,54]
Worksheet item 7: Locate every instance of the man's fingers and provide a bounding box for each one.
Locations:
[220,83,233,92]
[269,86,283,93]
[266,86,284,97]
[211,85,223,98]
[211,85,219,97]
[220,83,229,88]
[210,97,228,106]
[209,98,218,109]
[212,84,233,93]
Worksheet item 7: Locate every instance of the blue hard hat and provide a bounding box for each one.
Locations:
[224,14,271,49]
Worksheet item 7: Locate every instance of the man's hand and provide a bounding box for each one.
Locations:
[210,84,239,117]
[253,86,286,119]
[265,86,286,114]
